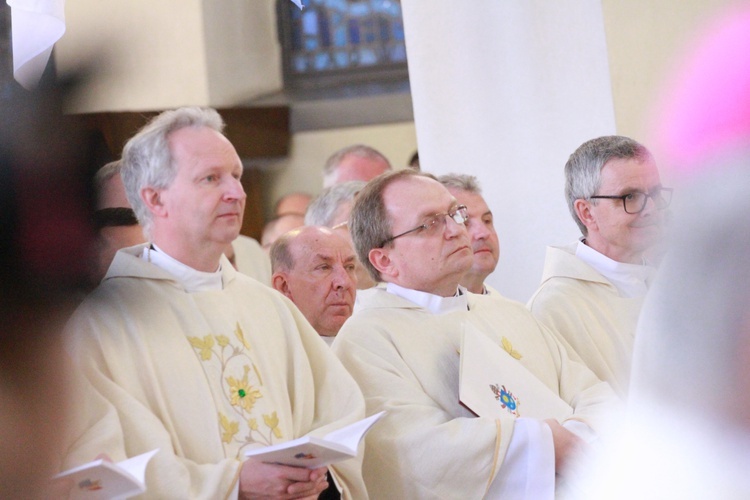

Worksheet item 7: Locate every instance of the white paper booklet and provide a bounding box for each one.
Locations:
[52,448,159,500]
[459,323,573,421]
[244,411,385,468]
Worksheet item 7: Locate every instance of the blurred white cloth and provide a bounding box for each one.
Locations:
[8,0,66,89]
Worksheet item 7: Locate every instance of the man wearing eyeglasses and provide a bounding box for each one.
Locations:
[333,169,617,499]
[528,135,671,397]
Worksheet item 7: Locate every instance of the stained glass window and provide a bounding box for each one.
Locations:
[277,0,409,88]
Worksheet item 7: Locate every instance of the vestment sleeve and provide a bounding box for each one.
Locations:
[333,320,515,499]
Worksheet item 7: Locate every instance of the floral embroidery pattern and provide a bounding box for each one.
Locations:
[227,366,262,412]
[188,335,215,361]
[501,337,522,359]
[264,412,283,439]
[219,412,239,444]
[187,321,284,457]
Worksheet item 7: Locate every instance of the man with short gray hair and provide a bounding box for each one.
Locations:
[322,144,391,188]
[305,181,375,289]
[65,106,367,499]
[528,135,672,396]
[438,173,500,295]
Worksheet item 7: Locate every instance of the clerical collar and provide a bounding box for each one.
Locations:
[141,244,223,292]
[575,240,655,298]
[386,282,469,314]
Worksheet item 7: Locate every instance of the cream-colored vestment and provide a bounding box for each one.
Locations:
[65,245,367,499]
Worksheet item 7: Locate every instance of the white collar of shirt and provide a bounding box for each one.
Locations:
[141,244,223,292]
[575,240,655,298]
[385,282,469,314]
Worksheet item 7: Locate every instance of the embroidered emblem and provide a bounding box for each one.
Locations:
[501,337,522,359]
[490,384,520,417]
[78,479,103,491]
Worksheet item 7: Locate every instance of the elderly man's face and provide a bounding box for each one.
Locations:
[278,228,357,336]
[158,127,246,251]
[579,156,665,264]
[377,176,473,296]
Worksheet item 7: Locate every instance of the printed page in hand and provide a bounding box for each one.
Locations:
[244,411,385,469]
[52,448,159,500]
[459,323,573,421]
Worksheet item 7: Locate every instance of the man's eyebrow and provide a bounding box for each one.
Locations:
[616,183,664,194]
[418,200,458,219]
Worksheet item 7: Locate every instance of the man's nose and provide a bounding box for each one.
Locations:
[444,214,467,238]
[225,177,246,201]
[471,221,490,240]
[332,266,354,289]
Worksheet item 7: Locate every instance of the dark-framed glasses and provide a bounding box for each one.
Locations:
[380,205,469,247]
[589,187,673,214]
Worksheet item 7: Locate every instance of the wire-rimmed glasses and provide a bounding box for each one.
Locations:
[379,205,469,247]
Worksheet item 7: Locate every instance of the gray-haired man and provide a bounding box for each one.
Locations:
[65,107,367,499]
[528,135,671,396]
[438,173,500,295]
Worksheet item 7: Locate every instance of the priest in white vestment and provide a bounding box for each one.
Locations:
[333,170,618,499]
[64,107,368,499]
[438,173,501,296]
[270,226,358,346]
[527,136,670,396]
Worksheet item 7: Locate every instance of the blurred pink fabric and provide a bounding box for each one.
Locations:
[654,5,750,174]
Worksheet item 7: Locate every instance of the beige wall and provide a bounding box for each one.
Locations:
[56,0,281,112]
[602,0,744,141]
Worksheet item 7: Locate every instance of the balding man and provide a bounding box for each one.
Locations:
[261,213,305,253]
[322,144,391,188]
[271,226,357,346]
[333,169,616,499]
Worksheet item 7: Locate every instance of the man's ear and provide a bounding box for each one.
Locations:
[369,247,396,280]
[574,198,597,232]
[141,187,167,217]
[271,273,293,299]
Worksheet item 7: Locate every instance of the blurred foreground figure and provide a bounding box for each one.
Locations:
[573,6,750,498]
[0,77,100,497]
